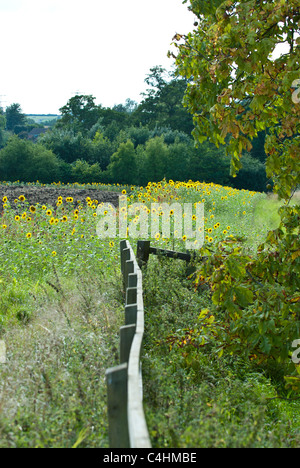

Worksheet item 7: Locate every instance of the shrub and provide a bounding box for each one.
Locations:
[107,139,137,184]
[0,136,60,183]
[71,159,102,184]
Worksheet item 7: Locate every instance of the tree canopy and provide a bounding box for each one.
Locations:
[172,0,300,374]
[5,103,26,133]
[173,0,300,199]
[58,95,100,133]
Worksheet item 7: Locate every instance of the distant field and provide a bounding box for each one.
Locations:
[26,114,60,124]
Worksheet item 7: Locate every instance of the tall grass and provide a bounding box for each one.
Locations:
[0,192,124,447]
[0,181,299,448]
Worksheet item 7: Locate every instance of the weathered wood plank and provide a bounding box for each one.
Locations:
[106,363,129,448]
[137,240,151,269]
[125,303,138,326]
[149,246,192,262]
[120,324,136,364]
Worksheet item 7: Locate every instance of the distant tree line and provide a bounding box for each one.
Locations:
[0,66,268,191]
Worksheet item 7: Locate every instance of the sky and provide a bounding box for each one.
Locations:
[0,0,195,114]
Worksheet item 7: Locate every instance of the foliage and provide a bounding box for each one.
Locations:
[0,190,127,447]
[90,131,115,170]
[0,108,6,136]
[0,136,60,183]
[1,62,270,190]
[57,95,100,133]
[229,152,267,192]
[5,103,26,133]
[174,0,300,194]
[142,136,169,182]
[142,254,300,448]
[40,128,92,164]
[107,139,138,184]
[173,0,300,387]
[132,66,194,134]
[70,159,102,184]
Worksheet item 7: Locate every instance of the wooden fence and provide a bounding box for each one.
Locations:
[136,240,195,268]
[105,240,151,448]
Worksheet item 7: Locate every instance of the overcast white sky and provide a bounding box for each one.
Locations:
[0,0,195,114]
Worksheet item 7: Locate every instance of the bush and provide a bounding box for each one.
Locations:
[141,256,300,448]
[71,159,102,184]
[230,152,267,192]
[143,136,169,182]
[90,132,115,170]
[0,136,60,183]
[107,139,137,184]
[188,143,231,186]
[40,129,92,164]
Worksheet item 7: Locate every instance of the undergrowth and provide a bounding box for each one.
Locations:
[142,256,300,448]
[0,265,123,448]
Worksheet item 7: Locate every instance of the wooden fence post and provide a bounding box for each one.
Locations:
[106,363,129,448]
[120,246,130,278]
[120,324,136,364]
[137,240,151,269]
[125,304,138,326]
[126,287,137,306]
[124,260,134,290]
[128,272,138,288]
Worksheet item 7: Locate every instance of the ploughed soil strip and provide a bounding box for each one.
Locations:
[0,185,121,211]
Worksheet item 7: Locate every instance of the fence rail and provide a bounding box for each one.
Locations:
[105,240,151,448]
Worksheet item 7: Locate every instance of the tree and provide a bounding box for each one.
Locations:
[40,128,92,164]
[173,0,300,374]
[166,138,191,181]
[0,136,60,183]
[58,95,100,133]
[174,0,300,198]
[98,107,131,139]
[71,159,102,184]
[5,103,26,132]
[107,140,137,184]
[91,131,115,170]
[188,142,231,185]
[0,107,5,129]
[132,66,194,134]
[143,136,169,182]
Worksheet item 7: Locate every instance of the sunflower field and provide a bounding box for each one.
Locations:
[0,180,299,448]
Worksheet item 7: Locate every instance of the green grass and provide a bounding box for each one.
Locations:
[0,180,299,448]
[141,256,300,448]
[252,196,282,231]
[0,192,124,447]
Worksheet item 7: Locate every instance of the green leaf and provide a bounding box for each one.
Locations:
[260,335,272,354]
[234,285,254,307]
